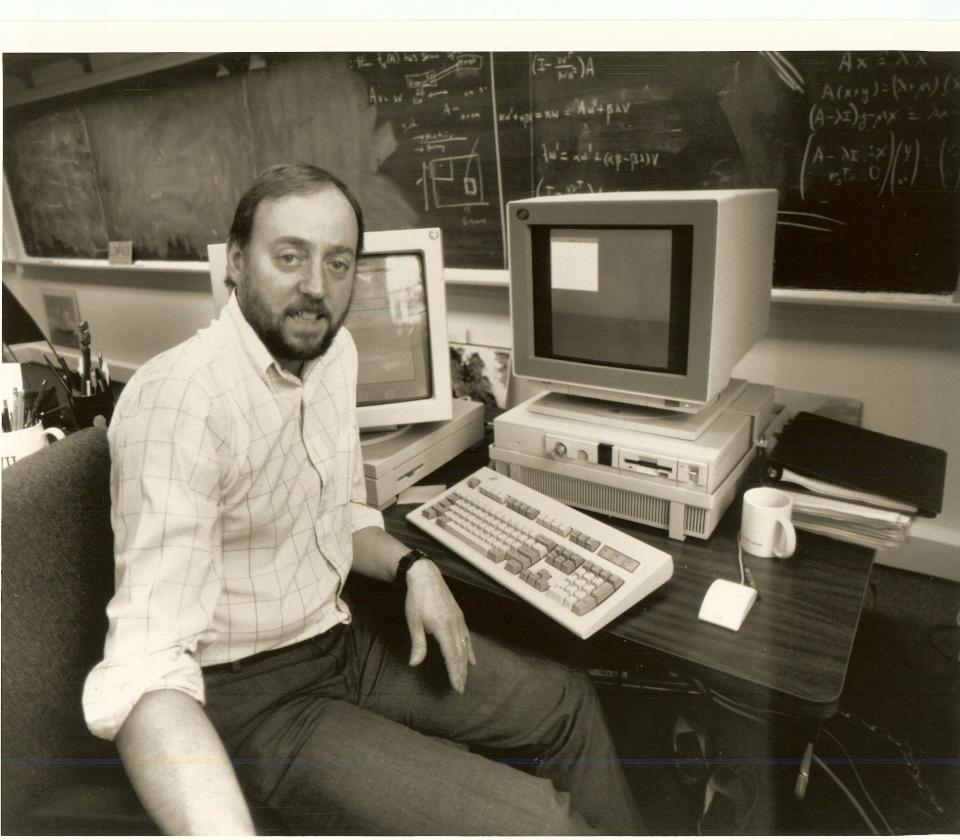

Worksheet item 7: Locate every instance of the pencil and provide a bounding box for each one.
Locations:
[27,379,49,427]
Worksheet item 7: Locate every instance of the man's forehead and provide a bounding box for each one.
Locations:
[251,187,357,242]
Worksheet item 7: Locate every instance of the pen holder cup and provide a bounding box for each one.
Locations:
[72,389,115,430]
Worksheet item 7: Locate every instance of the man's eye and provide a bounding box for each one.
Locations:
[328,258,352,274]
[277,252,303,267]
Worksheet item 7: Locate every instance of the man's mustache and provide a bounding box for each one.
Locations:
[285,302,332,319]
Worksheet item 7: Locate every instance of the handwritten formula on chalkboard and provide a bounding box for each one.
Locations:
[4,51,958,294]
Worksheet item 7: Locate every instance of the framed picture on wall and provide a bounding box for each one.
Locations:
[41,291,81,349]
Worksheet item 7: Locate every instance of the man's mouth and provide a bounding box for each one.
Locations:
[288,309,327,321]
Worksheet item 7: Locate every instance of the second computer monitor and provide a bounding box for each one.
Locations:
[349,227,452,430]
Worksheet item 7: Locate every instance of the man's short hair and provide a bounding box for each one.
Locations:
[225,163,365,290]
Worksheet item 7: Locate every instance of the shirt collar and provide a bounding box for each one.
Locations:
[221,292,283,380]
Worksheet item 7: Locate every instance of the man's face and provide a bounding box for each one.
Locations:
[228,187,359,373]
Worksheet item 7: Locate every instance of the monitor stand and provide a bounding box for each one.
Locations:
[360,425,412,447]
[527,379,748,442]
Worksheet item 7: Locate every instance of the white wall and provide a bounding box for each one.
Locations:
[3,263,217,379]
[4,263,958,578]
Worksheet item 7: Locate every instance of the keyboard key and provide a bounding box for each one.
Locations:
[573,596,598,616]
[592,581,615,603]
[598,545,640,573]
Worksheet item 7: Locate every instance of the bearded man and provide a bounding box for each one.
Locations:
[83,164,643,836]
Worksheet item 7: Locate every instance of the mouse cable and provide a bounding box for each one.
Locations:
[813,754,882,835]
[819,725,894,834]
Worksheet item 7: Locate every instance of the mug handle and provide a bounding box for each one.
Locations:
[775,519,797,558]
[44,427,66,443]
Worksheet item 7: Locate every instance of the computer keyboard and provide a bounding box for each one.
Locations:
[406,466,673,639]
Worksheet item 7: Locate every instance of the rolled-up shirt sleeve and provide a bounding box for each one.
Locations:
[83,374,227,741]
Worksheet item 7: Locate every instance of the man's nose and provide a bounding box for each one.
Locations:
[299,259,326,298]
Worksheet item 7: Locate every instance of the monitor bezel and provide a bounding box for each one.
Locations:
[353,227,453,430]
[509,195,719,407]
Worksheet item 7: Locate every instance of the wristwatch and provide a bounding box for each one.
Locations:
[395,548,430,595]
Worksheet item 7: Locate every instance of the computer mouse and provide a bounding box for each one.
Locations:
[698,579,757,631]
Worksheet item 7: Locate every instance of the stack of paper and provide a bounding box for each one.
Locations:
[780,485,913,551]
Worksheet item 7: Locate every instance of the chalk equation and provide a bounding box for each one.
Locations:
[800,131,960,198]
[799,53,959,199]
[530,53,596,82]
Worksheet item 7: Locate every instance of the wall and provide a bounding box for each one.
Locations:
[3,260,958,580]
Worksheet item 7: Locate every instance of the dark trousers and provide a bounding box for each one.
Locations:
[203,600,643,835]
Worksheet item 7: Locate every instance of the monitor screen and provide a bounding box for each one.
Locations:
[509,190,778,412]
[531,226,691,375]
[349,252,433,407]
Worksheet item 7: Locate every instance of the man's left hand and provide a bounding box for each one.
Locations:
[404,560,477,693]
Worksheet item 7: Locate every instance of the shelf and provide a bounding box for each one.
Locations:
[772,288,960,313]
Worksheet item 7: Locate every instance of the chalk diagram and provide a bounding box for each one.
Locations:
[422,142,486,210]
[401,55,490,212]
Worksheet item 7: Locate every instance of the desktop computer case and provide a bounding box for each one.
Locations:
[490,384,773,541]
[490,443,754,541]
[361,398,485,509]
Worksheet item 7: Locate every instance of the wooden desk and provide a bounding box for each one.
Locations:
[383,439,875,721]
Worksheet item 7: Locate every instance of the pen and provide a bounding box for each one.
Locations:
[12,388,22,431]
[27,379,48,428]
[79,321,92,390]
[43,335,73,383]
[42,354,71,397]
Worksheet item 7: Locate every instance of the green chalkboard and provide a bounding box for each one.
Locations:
[4,51,959,294]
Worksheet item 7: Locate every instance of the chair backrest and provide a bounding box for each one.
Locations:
[1,428,118,817]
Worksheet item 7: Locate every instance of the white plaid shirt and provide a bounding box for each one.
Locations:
[83,294,383,740]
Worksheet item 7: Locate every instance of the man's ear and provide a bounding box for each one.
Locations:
[226,241,245,287]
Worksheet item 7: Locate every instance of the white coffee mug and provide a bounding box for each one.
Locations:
[1,423,65,469]
[740,487,797,558]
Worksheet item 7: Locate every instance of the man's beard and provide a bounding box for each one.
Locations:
[236,271,352,363]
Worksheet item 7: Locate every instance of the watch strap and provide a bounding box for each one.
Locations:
[395,548,429,594]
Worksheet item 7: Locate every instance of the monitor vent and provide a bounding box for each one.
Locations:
[503,463,670,530]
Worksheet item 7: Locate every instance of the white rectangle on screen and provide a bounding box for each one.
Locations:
[550,234,599,292]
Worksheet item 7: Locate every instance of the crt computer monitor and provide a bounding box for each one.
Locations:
[207,227,452,431]
[508,189,779,414]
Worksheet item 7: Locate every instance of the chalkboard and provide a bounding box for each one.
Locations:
[4,51,959,294]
